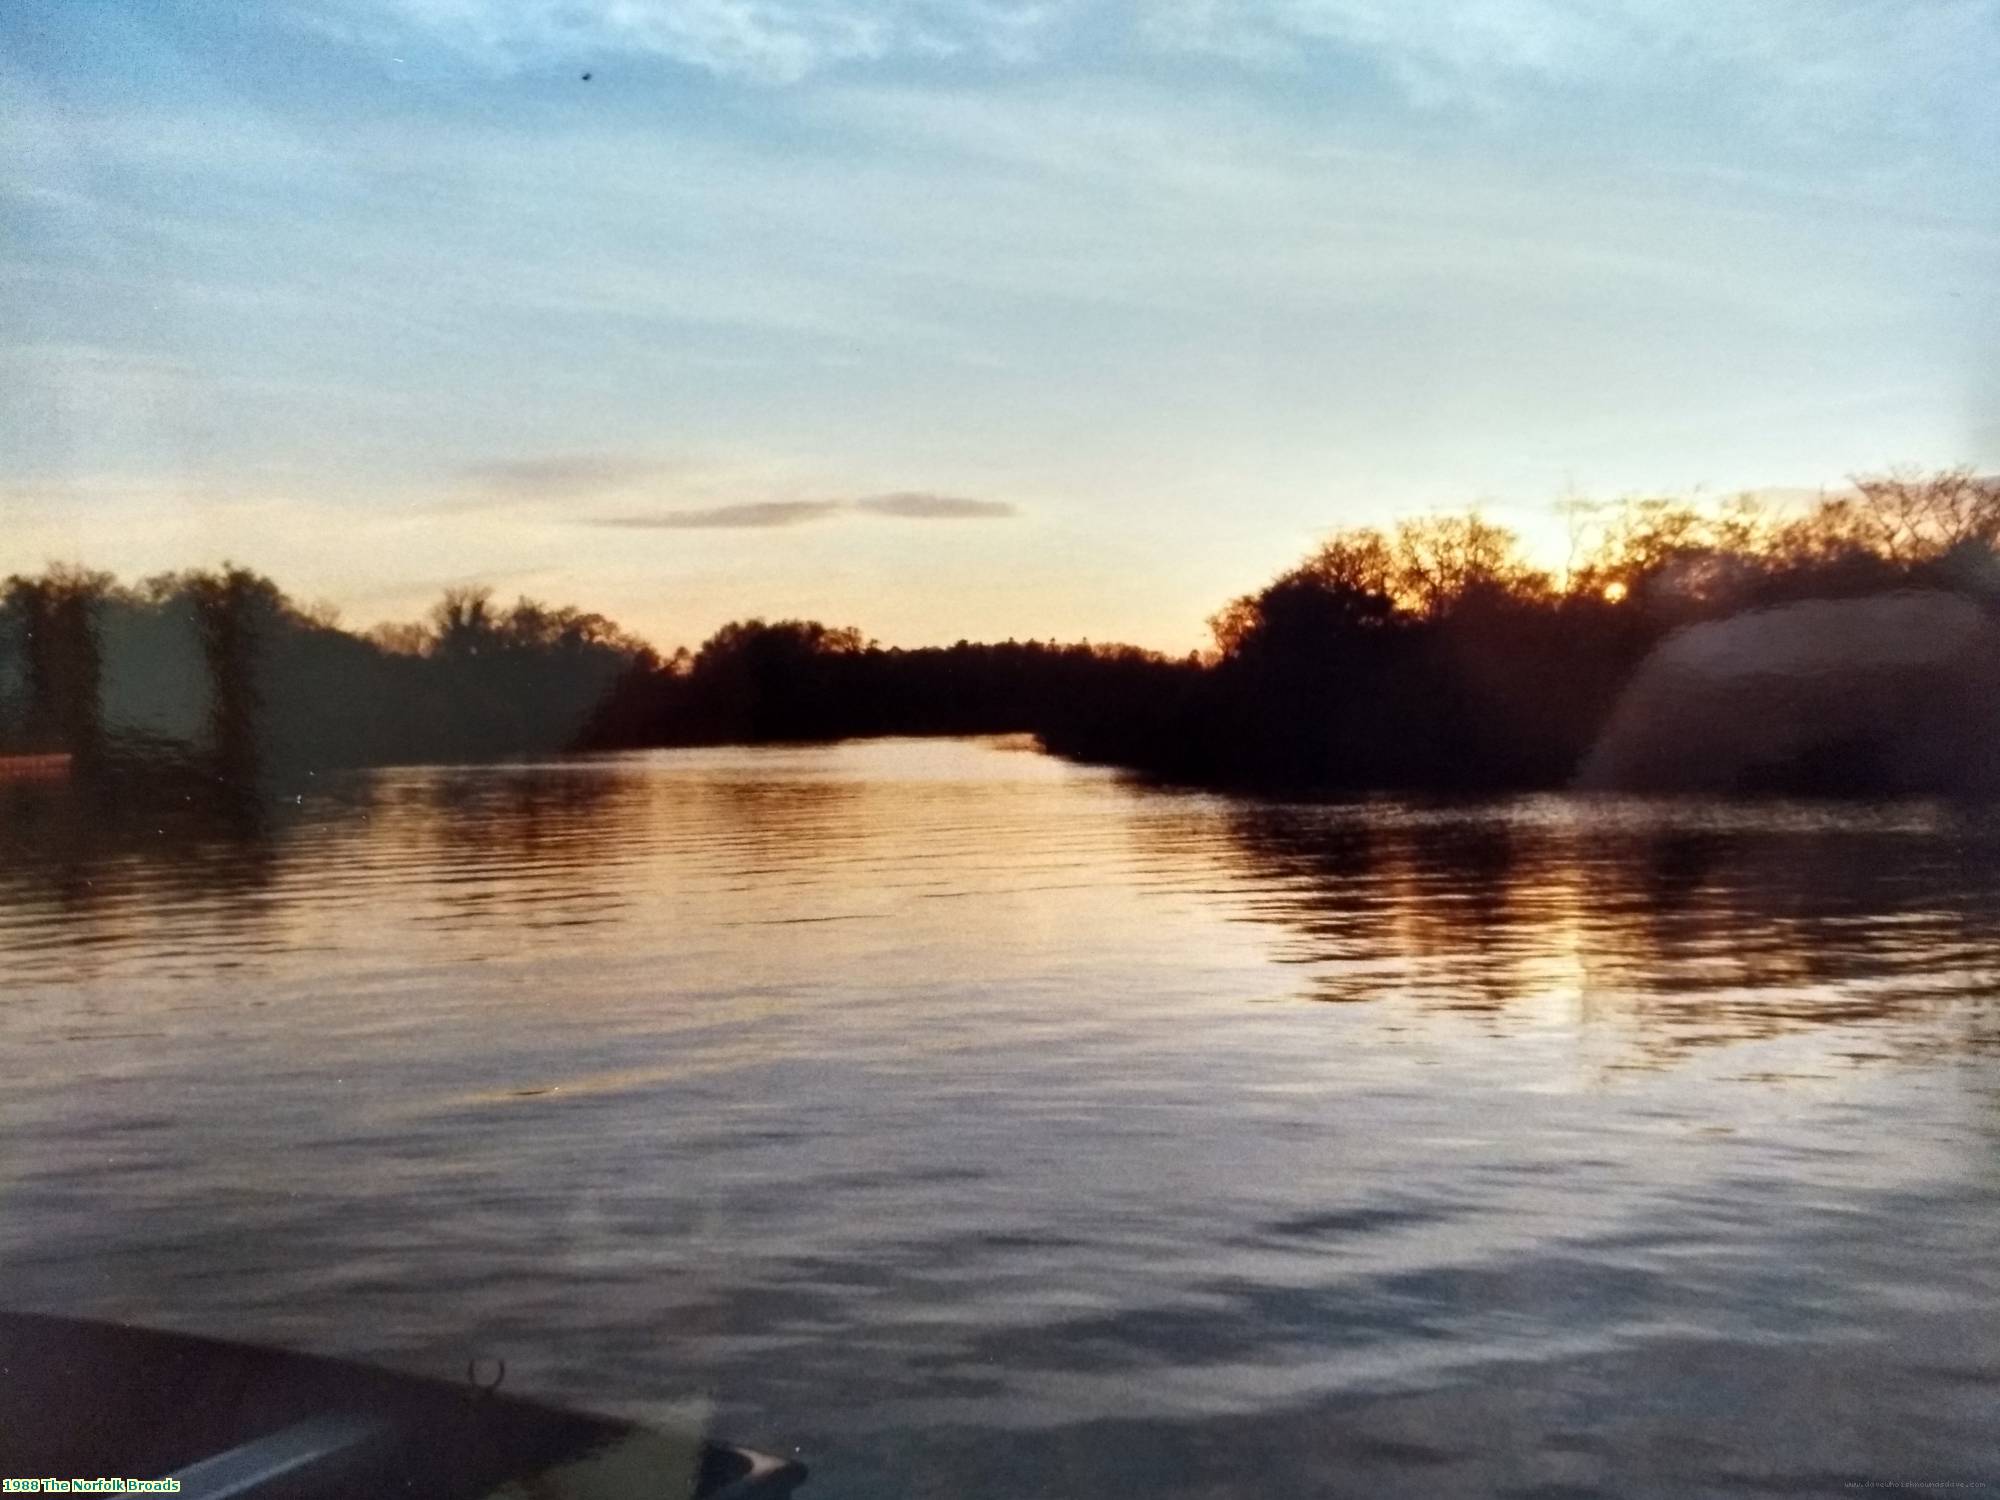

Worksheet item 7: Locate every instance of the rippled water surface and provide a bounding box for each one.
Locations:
[4,738,1998,1497]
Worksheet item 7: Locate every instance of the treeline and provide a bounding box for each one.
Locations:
[0,563,1182,788]
[1092,468,2000,791]
[0,569,646,778]
[584,621,1190,752]
[4,467,1995,796]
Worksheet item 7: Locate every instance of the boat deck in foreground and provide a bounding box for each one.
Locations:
[0,1312,805,1498]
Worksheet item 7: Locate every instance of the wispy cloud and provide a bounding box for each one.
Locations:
[1145,0,2000,131]
[314,0,2000,134]
[593,499,847,529]
[331,0,1070,83]
[853,491,1017,518]
[590,492,1018,527]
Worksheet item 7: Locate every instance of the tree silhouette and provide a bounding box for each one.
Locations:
[4,467,1994,799]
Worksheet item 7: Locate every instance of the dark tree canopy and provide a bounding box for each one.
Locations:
[5,469,1995,800]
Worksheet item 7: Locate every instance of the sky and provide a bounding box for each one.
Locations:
[3,1,1996,652]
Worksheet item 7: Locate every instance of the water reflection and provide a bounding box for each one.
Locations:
[10,753,2000,1065]
[375,767,644,937]
[4,741,2000,1499]
[0,777,292,984]
[1209,796,2000,1064]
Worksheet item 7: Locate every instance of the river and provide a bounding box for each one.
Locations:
[3,737,1996,1497]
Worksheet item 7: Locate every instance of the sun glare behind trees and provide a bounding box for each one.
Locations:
[4,469,1994,796]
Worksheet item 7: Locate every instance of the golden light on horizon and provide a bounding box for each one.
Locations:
[1602,580,1629,604]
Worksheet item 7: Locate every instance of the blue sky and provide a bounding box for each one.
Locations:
[3,1,1996,649]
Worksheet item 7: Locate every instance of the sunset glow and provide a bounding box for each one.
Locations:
[4,3,1995,651]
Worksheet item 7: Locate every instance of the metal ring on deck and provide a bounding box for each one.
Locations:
[466,1356,507,1395]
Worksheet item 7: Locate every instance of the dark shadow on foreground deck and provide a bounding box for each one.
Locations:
[0,1312,804,1498]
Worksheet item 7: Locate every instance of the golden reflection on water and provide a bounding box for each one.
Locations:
[5,740,2000,1498]
[1203,796,2000,1070]
[6,740,2000,1078]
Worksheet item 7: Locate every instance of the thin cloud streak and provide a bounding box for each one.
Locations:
[593,500,847,529]
[853,491,1017,518]
[590,493,1019,528]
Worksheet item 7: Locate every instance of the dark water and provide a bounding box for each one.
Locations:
[3,738,1998,1497]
